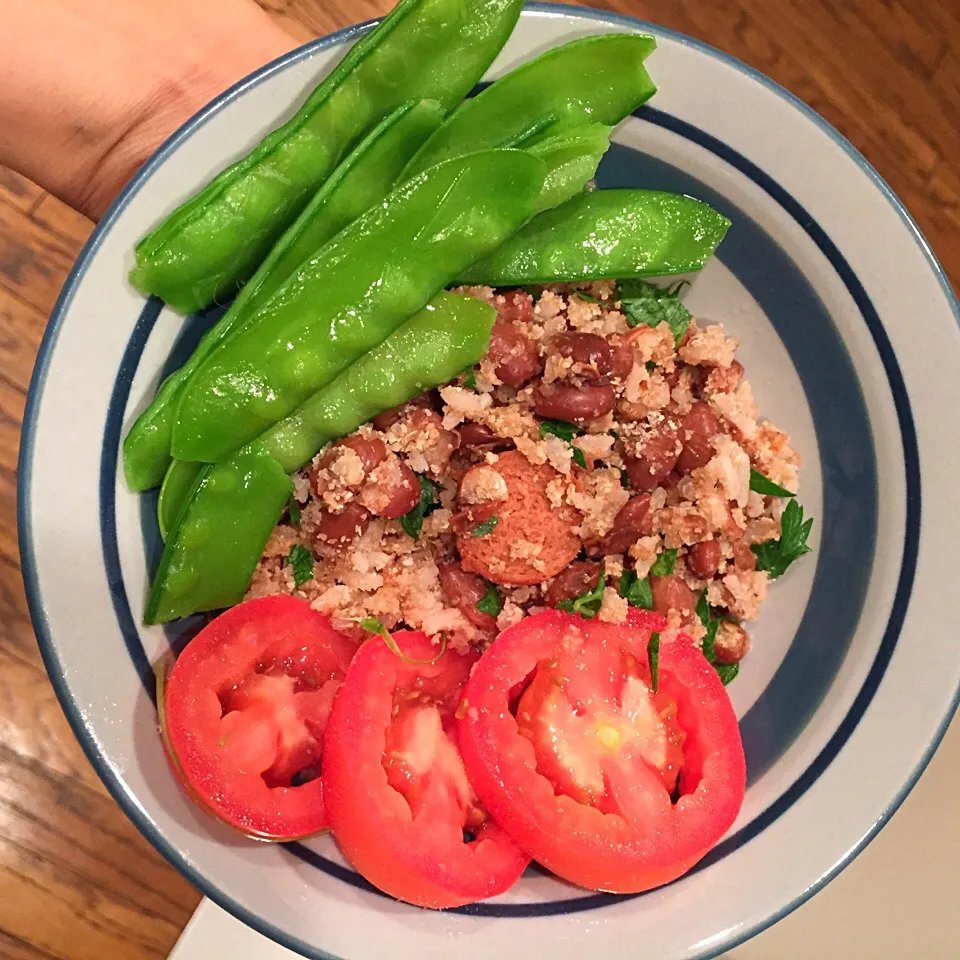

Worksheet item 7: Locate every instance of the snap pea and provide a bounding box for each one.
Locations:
[144,444,293,624]
[458,189,732,285]
[172,149,546,464]
[147,292,495,621]
[156,292,496,534]
[402,34,656,178]
[527,123,612,214]
[122,99,444,491]
[130,0,526,314]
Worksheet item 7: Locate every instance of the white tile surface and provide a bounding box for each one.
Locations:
[170,713,960,960]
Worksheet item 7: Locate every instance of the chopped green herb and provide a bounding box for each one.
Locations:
[751,500,813,579]
[749,467,796,498]
[715,663,739,685]
[620,468,631,489]
[400,474,439,540]
[539,419,580,443]
[285,544,314,588]
[617,278,692,345]
[476,585,502,617]
[556,565,606,619]
[472,516,499,537]
[287,496,302,528]
[521,285,543,303]
[645,360,657,373]
[697,589,737,685]
[619,569,654,610]
[574,290,599,303]
[648,631,660,692]
[649,548,678,577]
[462,366,478,391]
[360,616,445,664]
[571,445,587,469]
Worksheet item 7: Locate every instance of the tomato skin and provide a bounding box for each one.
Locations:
[457,609,746,894]
[162,595,357,840]
[324,631,530,908]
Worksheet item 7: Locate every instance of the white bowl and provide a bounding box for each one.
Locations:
[18,4,960,958]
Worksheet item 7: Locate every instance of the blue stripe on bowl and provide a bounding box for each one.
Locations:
[20,5,947,958]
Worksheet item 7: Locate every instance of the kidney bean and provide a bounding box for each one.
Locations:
[488,320,541,386]
[545,561,602,606]
[547,332,614,381]
[457,421,513,451]
[623,421,680,491]
[497,290,534,324]
[450,501,499,535]
[585,494,652,557]
[362,459,420,520]
[687,539,721,580]
[610,338,635,381]
[676,402,720,474]
[406,407,460,470]
[438,562,499,639]
[314,501,370,546]
[732,539,757,571]
[650,574,696,622]
[713,621,750,664]
[371,394,431,431]
[533,381,616,422]
[309,435,387,495]
[705,360,744,395]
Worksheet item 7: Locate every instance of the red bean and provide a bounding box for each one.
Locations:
[714,621,750,664]
[533,381,616,422]
[676,402,720,475]
[585,495,652,558]
[547,332,614,381]
[687,539,721,580]
[705,361,744,395]
[610,338,635,381]
[457,422,510,449]
[371,395,431,431]
[309,435,387,495]
[438,562,499,639]
[314,501,370,546]
[650,574,696,622]
[405,408,460,470]
[488,320,541,386]
[498,290,534,324]
[545,561,602,606]
[450,501,498,536]
[732,539,757,571]
[623,422,680,491]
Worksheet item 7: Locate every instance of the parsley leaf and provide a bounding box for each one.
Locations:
[751,500,813,579]
[521,285,543,303]
[288,496,302,527]
[476,585,502,617]
[645,360,657,373]
[472,516,499,537]
[697,589,738,686]
[360,616,445,664]
[557,565,605,619]
[649,548,678,577]
[619,569,654,610]
[715,663,739,685]
[462,367,478,391]
[570,445,587,469]
[620,468,631,489]
[617,279,692,345]
[749,467,795,498]
[574,290,599,303]
[539,419,580,443]
[400,474,439,540]
[648,631,661,692]
[285,544,314,588]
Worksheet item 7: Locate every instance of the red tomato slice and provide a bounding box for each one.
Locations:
[323,631,530,908]
[162,595,357,840]
[457,609,745,894]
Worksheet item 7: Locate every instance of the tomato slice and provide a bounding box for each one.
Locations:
[162,595,357,840]
[323,631,530,908]
[457,609,746,894]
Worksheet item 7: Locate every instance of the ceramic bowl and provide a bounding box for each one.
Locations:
[19,4,960,958]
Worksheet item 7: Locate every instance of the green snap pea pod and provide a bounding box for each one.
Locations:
[157,458,203,541]
[458,189,732,286]
[147,292,495,620]
[122,100,445,491]
[526,123,612,214]
[402,34,656,179]
[172,149,546,464]
[263,292,496,473]
[130,0,526,314]
[144,444,292,624]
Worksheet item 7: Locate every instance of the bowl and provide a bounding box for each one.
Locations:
[18,4,960,958]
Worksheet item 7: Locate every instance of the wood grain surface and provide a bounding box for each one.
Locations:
[0,1,956,957]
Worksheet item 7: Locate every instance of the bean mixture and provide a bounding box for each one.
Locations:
[248,280,800,669]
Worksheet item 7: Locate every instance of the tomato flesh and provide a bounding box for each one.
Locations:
[162,595,357,839]
[324,631,530,908]
[458,609,746,894]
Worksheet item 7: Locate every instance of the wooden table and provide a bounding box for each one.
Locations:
[0,1,956,957]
